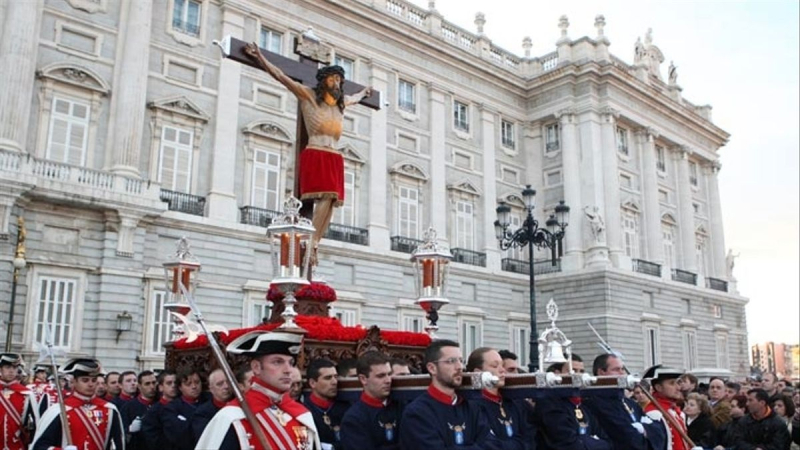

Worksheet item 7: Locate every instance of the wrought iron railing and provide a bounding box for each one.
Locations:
[160,189,205,216]
[390,236,424,254]
[501,258,562,275]
[706,277,728,292]
[632,259,661,277]
[672,269,697,285]
[451,248,486,267]
[240,206,282,227]
[324,223,369,246]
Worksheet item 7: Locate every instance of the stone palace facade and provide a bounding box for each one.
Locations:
[0,0,748,375]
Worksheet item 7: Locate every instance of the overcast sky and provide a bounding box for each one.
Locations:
[408,0,800,347]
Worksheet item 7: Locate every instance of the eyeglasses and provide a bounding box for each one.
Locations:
[433,357,464,366]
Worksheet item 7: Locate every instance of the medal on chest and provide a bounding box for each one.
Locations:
[2,390,10,400]
[322,412,331,426]
[497,417,514,437]
[575,407,590,435]
[448,422,466,445]
[271,406,288,427]
[378,420,396,442]
[292,425,312,450]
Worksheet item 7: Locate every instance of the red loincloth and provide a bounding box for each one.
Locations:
[299,147,344,207]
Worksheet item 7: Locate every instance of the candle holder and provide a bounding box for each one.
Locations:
[163,237,201,339]
[411,228,453,338]
[268,196,314,330]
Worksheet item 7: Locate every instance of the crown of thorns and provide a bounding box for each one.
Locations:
[316,65,345,82]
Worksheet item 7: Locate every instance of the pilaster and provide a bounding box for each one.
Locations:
[205,7,245,222]
[479,106,500,270]
[600,108,624,268]
[558,109,583,270]
[428,85,448,243]
[107,0,153,177]
[367,63,390,250]
[707,163,726,279]
[638,127,663,265]
[676,148,697,273]
[577,110,610,268]
[0,0,43,152]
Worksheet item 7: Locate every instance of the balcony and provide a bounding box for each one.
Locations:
[452,248,486,267]
[390,236,423,254]
[160,189,205,216]
[501,258,562,275]
[672,269,697,285]
[632,259,661,277]
[240,206,281,227]
[706,277,729,292]
[324,223,369,246]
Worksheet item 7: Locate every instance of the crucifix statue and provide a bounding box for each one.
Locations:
[215,31,380,266]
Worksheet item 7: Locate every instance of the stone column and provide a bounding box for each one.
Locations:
[107,0,153,176]
[204,7,244,221]
[707,163,726,278]
[676,148,697,273]
[639,127,663,265]
[479,106,500,270]
[0,0,43,152]
[577,110,609,268]
[367,63,390,250]
[428,85,448,242]
[600,109,624,267]
[558,109,583,270]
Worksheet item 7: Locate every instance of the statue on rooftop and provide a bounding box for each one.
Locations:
[668,61,678,85]
[634,37,645,64]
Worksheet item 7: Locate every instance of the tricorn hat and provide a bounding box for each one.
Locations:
[316,65,345,83]
[642,364,683,385]
[60,358,102,377]
[226,331,303,357]
[0,353,22,367]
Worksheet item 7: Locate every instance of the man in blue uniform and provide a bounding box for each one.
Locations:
[467,347,533,449]
[400,339,501,449]
[121,370,158,450]
[304,359,349,449]
[583,354,666,450]
[191,368,233,444]
[340,351,402,450]
[162,367,206,450]
[111,370,137,410]
[141,369,177,449]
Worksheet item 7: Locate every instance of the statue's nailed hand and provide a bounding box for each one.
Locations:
[363,87,374,98]
[244,42,260,59]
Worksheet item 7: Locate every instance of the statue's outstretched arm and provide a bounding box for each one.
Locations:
[244,42,314,102]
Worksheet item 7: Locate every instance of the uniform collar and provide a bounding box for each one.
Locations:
[250,378,285,404]
[309,392,334,409]
[71,392,94,404]
[181,394,199,404]
[360,391,387,408]
[119,392,134,401]
[427,384,460,406]
[212,397,227,408]
[159,396,171,405]
[0,380,20,388]
[137,394,154,406]
[481,389,502,403]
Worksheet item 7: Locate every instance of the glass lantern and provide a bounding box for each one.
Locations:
[268,196,314,330]
[162,237,201,339]
[411,227,453,338]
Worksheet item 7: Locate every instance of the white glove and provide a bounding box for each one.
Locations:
[631,422,645,434]
[691,447,703,450]
[129,417,142,433]
[65,446,78,450]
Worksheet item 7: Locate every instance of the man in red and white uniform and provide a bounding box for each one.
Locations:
[642,365,700,450]
[196,331,321,450]
[28,364,58,417]
[31,358,125,450]
[0,353,38,450]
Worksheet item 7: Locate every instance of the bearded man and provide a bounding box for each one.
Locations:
[245,43,373,261]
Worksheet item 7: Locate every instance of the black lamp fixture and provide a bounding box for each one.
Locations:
[496,185,569,373]
[115,311,133,343]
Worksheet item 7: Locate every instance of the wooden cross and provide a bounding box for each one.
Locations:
[216,35,381,218]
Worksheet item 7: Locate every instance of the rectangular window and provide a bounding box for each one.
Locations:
[682,298,692,314]
[247,300,271,327]
[172,0,201,36]
[460,319,482,359]
[713,304,722,319]
[689,161,699,186]
[645,326,660,366]
[335,170,356,226]
[334,55,354,80]
[616,127,629,155]
[149,290,175,355]
[505,214,525,260]
[684,330,698,370]
[511,325,529,368]
[545,123,560,152]
[501,120,515,149]
[456,201,474,250]
[656,145,666,172]
[402,314,425,333]
[454,101,469,132]
[663,226,675,268]
[398,79,416,113]
[398,185,419,239]
[696,238,706,277]
[333,307,358,327]
[716,335,729,368]
[622,211,639,258]
[251,149,281,211]
[34,277,77,349]
[259,27,282,54]
[159,126,193,192]
[46,97,90,166]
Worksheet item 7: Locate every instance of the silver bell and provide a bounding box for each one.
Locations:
[543,340,567,364]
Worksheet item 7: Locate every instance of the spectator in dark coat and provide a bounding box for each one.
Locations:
[728,389,790,450]
[715,393,747,449]
[684,393,715,448]
[191,368,233,445]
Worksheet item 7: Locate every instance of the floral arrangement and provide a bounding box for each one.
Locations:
[267,281,337,303]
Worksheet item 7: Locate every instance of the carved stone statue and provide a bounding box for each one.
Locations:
[583,206,606,244]
[726,249,740,279]
[634,37,644,64]
[668,61,678,85]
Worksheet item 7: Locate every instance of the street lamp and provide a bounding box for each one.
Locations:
[495,185,569,372]
[5,216,27,352]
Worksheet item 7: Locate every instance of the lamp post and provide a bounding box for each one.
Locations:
[495,185,569,372]
[5,216,27,352]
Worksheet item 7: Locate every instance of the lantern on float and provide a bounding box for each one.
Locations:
[268,196,314,330]
[411,227,452,338]
[162,237,201,338]
[538,298,573,373]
